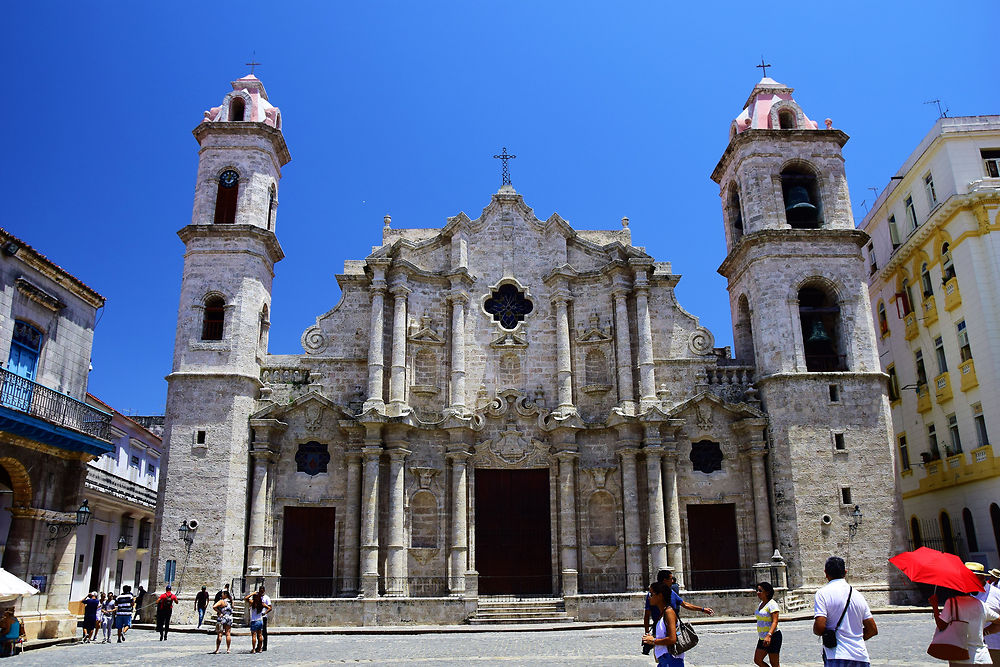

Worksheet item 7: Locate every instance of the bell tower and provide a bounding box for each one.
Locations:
[153,74,290,594]
[714,78,902,596]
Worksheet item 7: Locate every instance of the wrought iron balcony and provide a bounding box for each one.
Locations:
[84,466,157,508]
[0,366,111,443]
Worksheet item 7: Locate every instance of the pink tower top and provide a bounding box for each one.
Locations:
[202,74,282,129]
[731,77,818,137]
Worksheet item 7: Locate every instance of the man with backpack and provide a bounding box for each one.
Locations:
[155,585,179,641]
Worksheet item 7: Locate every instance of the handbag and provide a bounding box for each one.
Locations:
[667,613,699,656]
[927,597,970,661]
[822,586,852,649]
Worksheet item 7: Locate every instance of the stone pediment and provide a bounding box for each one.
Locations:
[576,312,613,344]
[489,331,528,349]
[408,316,445,345]
[252,390,355,426]
[667,391,764,424]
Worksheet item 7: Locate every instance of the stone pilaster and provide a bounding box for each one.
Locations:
[388,282,410,414]
[552,292,575,415]
[631,260,657,411]
[556,450,579,596]
[616,429,643,590]
[384,446,410,596]
[342,446,362,594]
[661,432,684,587]
[736,418,773,563]
[643,425,668,576]
[446,446,471,594]
[247,446,275,574]
[364,259,391,412]
[359,428,382,597]
[612,285,636,413]
[448,292,468,412]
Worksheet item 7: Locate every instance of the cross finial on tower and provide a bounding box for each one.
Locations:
[493,147,517,186]
[756,57,771,78]
[246,52,261,76]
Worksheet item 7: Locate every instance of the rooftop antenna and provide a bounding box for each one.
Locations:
[924,99,948,118]
[868,186,879,200]
[859,199,869,214]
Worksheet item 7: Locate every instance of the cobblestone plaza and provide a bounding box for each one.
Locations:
[19,615,937,665]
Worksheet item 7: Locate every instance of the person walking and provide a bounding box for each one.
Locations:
[195,586,210,628]
[214,583,232,604]
[101,592,115,643]
[753,581,782,667]
[642,581,684,665]
[133,585,146,623]
[114,584,135,643]
[244,589,273,654]
[211,595,233,654]
[643,568,714,654]
[813,556,878,667]
[258,585,272,651]
[155,585,179,641]
[930,562,1000,666]
[985,568,1000,664]
[81,592,100,643]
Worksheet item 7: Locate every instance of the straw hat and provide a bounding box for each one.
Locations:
[989,568,1000,579]
[965,561,988,576]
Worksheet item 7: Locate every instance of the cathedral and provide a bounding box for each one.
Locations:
[152,74,903,625]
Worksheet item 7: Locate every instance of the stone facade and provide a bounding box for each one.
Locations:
[154,75,902,625]
[862,115,1000,569]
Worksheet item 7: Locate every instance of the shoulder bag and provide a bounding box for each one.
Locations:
[667,610,699,656]
[927,596,970,661]
[822,586,852,649]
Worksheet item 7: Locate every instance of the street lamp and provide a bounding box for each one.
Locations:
[76,499,91,526]
[179,520,194,546]
[848,505,864,538]
[117,535,128,550]
[47,499,94,542]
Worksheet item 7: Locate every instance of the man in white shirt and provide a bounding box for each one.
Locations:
[978,567,1000,664]
[813,556,878,667]
[258,585,272,652]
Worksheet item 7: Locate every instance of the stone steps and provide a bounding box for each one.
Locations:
[468,599,574,625]
[783,592,810,612]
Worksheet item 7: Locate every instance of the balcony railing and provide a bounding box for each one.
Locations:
[0,367,111,442]
[85,467,158,508]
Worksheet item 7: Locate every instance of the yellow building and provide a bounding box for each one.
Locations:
[863,116,1000,567]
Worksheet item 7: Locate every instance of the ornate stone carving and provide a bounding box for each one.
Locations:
[472,426,550,469]
[689,327,715,355]
[410,467,441,490]
[304,404,325,435]
[584,466,617,489]
[301,325,327,354]
[695,402,713,430]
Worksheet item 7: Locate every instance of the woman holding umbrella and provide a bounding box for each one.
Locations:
[929,563,1000,665]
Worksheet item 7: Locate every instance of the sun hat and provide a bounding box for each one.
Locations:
[965,561,988,576]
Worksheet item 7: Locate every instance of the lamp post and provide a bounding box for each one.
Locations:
[47,499,93,542]
[178,520,194,546]
[848,505,863,538]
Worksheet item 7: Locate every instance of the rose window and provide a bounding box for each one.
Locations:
[484,284,533,330]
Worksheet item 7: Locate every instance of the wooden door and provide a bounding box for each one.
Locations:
[475,469,552,595]
[686,503,741,590]
[281,506,336,597]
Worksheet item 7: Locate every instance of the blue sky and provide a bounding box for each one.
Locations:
[3,2,996,414]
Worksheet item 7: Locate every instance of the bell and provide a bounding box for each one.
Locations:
[806,319,831,344]
[785,185,817,213]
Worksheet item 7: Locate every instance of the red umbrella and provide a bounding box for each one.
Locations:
[889,546,985,594]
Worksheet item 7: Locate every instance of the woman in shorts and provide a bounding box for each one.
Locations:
[212,595,233,654]
[753,581,782,667]
[244,590,273,653]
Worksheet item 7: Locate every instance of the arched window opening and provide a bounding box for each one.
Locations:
[778,109,796,130]
[734,295,755,364]
[267,185,277,231]
[201,295,225,340]
[941,243,956,283]
[910,517,923,549]
[962,508,979,552]
[900,279,914,316]
[877,302,888,336]
[214,170,239,224]
[727,184,743,242]
[587,491,616,546]
[228,97,245,121]
[410,490,438,548]
[991,503,1000,555]
[585,349,609,386]
[781,167,822,229]
[940,511,955,554]
[921,263,934,298]
[799,287,843,371]
[258,304,269,349]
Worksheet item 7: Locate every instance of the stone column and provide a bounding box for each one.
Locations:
[446,447,470,594]
[385,447,410,596]
[343,450,362,594]
[612,287,636,412]
[247,445,273,574]
[556,451,579,596]
[364,260,390,412]
[632,264,657,411]
[749,450,774,563]
[617,441,643,590]
[552,293,575,415]
[1,513,36,581]
[448,293,468,412]
[388,283,410,413]
[644,427,668,576]
[359,432,382,597]
[662,440,684,587]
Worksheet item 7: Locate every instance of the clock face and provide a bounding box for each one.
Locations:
[220,170,239,188]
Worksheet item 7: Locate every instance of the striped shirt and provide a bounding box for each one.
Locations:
[755,599,780,638]
[115,593,134,616]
